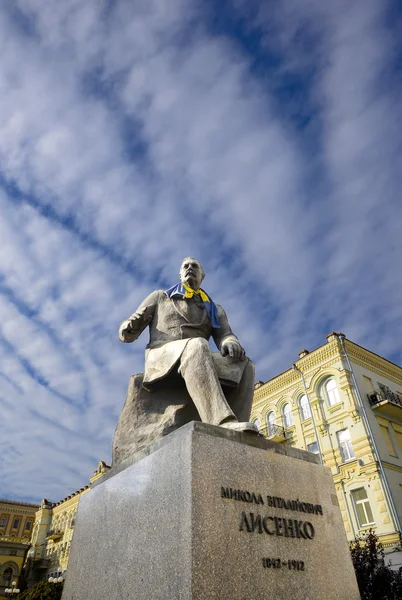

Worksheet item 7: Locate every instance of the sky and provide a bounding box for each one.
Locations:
[1,0,402,503]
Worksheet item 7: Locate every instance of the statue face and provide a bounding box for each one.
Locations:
[180,258,204,290]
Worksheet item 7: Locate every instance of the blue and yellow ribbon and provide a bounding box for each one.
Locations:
[164,283,220,328]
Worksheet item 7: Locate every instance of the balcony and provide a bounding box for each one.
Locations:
[46,529,63,541]
[368,388,402,419]
[265,423,287,443]
[33,558,51,569]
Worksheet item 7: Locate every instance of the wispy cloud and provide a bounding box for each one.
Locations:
[0,0,401,501]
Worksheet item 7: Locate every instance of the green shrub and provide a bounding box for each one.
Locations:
[18,579,64,600]
[350,528,402,600]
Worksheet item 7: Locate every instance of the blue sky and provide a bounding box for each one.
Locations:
[1,0,402,503]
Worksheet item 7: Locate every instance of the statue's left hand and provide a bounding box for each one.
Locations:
[221,340,246,361]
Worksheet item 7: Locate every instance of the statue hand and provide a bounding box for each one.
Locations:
[128,307,152,331]
[221,341,245,361]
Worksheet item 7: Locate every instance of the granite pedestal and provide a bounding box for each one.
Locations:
[62,422,360,600]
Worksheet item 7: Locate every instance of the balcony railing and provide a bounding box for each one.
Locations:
[46,529,63,541]
[368,388,402,418]
[33,558,51,569]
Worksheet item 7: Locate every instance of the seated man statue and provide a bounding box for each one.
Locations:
[118,257,258,440]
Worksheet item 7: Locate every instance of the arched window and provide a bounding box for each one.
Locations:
[266,411,276,435]
[324,378,340,406]
[282,403,293,428]
[299,394,311,420]
[253,418,261,431]
[1,567,13,587]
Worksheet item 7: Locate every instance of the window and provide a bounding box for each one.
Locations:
[0,516,6,528]
[282,403,293,428]
[325,379,340,406]
[12,518,20,530]
[266,411,276,435]
[25,520,32,531]
[337,429,355,462]
[299,394,311,420]
[253,418,261,431]
[363,375,374,395]
[307,441,319,454]
[352,488,374,527]
[379,424,397,457]
[1,567,13,587]
[392,425,402,452]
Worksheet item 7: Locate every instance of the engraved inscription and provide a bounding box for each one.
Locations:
[239,511,315,539]
[262,558,305,571]
[221,487,323,516]
[220,484,320,575]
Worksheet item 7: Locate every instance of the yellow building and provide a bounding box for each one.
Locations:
[252,332,402,568]
[25,461,110,586]
[0,499,39,598]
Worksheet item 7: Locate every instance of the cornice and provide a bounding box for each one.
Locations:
[381,461,402,473]
[254,338,402,419]
[0,499,39,509]
[254,341,342,402]
[253,370,299,402]
[346,341,402,384]
[377,532,401,547]
[52,486,89,509]
[0,507,37,516]
[0,536,30,546]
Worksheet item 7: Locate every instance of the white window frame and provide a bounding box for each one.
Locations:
[324,378,341,406]
[352,488,375,527]
[299,394,311,420]
[266,411,276,435]
[307,441,319,454]
[282,403,293,428]
[337,429,355,462]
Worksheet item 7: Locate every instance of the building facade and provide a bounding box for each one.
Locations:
[0,499,39,598]
[252,332,402,568]
[25,461,110,586]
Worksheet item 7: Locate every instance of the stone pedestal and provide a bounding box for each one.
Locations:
[62,422,360,600]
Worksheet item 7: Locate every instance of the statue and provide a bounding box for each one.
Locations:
[113,258,258,464]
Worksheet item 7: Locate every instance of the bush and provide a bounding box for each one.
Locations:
[18,580,64,600]
[350,528,402,600]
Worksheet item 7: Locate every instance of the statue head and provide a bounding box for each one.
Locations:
[179,257,205,290]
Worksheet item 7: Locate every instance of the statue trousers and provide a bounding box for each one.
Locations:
[178,338,254,425]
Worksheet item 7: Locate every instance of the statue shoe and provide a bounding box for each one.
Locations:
[219,420,260,435]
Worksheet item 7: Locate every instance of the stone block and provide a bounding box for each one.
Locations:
[112,373,199,464]
[63,422,360,600]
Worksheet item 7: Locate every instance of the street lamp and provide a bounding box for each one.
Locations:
[4,581,20,597]
[49,575,64,583]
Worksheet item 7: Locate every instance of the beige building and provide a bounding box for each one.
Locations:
[0,499,39,598]
[252,332,402,568]
[25,461,110,586]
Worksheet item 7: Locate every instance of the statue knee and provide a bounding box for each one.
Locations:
[244,359,255,379]
[240,359,255,387]
[186,337,210,356]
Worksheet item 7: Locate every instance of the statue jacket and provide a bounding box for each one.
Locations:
[118,290,247,387]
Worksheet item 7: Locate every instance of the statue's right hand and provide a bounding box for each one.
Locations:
[128,307,152,331]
